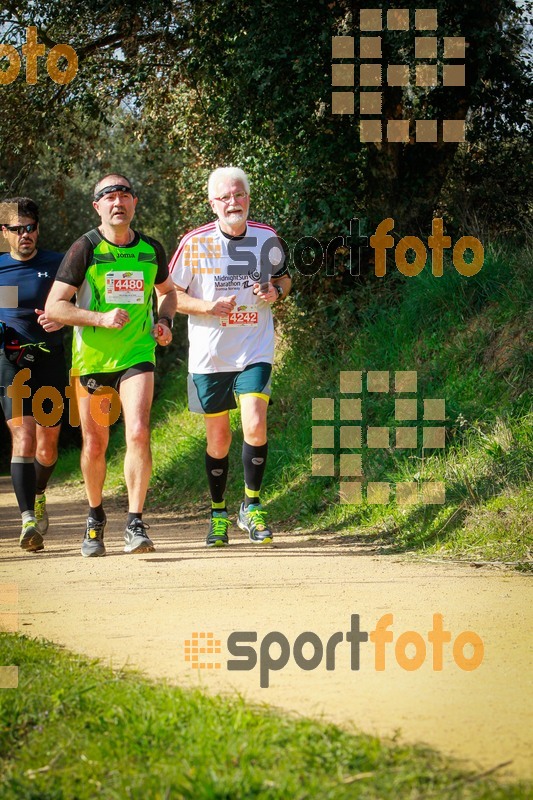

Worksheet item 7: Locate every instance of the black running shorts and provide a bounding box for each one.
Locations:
[0,347,67,426]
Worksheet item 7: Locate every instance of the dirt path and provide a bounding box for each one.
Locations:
[1,476,531,781]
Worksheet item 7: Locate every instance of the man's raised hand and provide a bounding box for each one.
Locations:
[35,308,64,332]
[101,308,130,329]
[209,295,237,317]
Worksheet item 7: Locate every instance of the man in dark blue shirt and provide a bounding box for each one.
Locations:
[0,197,66,552]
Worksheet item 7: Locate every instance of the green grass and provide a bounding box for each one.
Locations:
[53,245,532,567]
[0,633,530,799]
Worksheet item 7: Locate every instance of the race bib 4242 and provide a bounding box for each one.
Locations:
[220,305,259,327]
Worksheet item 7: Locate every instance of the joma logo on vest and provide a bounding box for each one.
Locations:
[0,27,78,85]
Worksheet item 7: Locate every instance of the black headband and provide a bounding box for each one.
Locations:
[93,184,136,202]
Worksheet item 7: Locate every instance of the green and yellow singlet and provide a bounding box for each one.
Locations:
[55,228,168,375]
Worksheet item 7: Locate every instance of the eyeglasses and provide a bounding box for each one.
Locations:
[4,223,38,235]
[213,191,248,204]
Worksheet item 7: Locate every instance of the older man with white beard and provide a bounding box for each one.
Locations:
[169,167,291,547]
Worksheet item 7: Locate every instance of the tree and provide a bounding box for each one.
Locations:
[1,1,530,262]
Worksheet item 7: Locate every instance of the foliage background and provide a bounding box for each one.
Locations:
[1,0,531,251]
[0,0,531,555]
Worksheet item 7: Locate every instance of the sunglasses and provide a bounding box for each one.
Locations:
[4,223,38,235]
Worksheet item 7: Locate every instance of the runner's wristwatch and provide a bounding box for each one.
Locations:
[158,316,173,329]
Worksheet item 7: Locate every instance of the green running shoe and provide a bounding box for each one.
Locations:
[206,511,231,547]
[81,516,106,557]
[35,493,49,535]
[237,503,273,543]
[19,520,44,552]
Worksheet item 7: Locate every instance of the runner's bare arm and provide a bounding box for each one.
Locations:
[44,281,131,329]
[272,274,291,299]
[174,285,236,317]
[154,276,178,324]
[254,274,292,303]
[152,277,177,344]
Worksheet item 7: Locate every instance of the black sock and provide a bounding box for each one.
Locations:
[206,452,228,509]
[89,504,105,522]
[242,441,268,507]
[35,458,57,495]
[11,458,36,515]
[127,512,142,525]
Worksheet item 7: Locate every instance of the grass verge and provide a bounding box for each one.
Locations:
[0,633,530,799]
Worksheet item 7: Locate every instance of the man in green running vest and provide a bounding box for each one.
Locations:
[45,173,177,557]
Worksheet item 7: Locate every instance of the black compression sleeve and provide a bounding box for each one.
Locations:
[141,233,169,283]
[55,236,93,288]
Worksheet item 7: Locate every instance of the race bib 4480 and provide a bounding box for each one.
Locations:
[105,271,145,304]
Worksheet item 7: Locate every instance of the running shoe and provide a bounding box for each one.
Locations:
[81,516,107,557]
[35,493,49,535]
[19,520,44,552]
[124,519,155,554]
[206,511,231,547]
[237,503,273,543]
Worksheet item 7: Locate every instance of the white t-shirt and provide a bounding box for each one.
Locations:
[169,220,287,373]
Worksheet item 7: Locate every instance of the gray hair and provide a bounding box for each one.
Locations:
[207,167,250,199]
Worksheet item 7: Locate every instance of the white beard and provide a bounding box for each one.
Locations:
[222,209,247,226]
